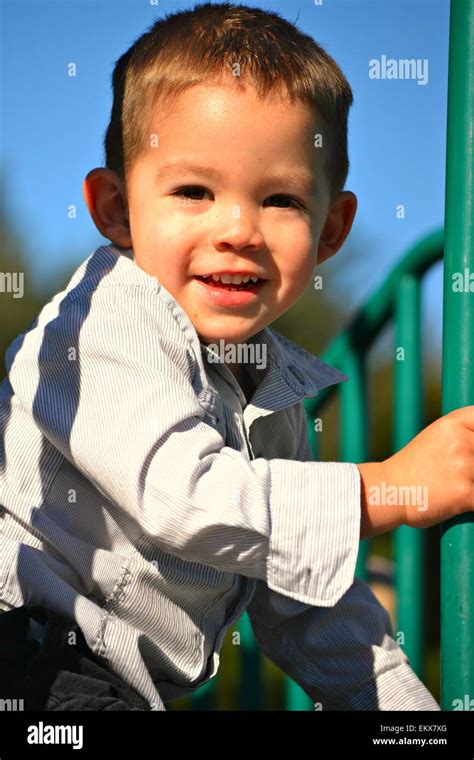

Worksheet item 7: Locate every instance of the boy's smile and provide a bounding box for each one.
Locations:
[84,80,357,350]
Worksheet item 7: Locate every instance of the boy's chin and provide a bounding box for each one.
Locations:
[193,317,250,342]
[197,328,262,346]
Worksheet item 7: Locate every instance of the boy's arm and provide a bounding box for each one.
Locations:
[357,462,406,539]
[255,414,426,708]
[8,283,361,608]
[245,576,440,710]
[294,404,405,538]
[296,400,474,537]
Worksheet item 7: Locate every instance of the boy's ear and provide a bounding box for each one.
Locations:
[82,168,132,249]
[316,191,357,265]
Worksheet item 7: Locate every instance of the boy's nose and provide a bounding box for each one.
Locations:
[211,215,265,253]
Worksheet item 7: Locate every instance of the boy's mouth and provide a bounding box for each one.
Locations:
[193,274,265,292]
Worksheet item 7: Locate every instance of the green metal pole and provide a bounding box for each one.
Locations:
[440,0,474,710]
[237,611,262,709]
[285,413,320,710]
[284,677,314,710]
[306,388,320,460]
[189,677,215,710]
[340,340,369,580]
[393,275,425,679]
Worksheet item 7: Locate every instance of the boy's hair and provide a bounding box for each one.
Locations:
[103,1,353,202]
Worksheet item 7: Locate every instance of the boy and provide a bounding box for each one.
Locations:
[0,2,472,711]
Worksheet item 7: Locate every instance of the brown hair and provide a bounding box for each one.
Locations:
[103,1,354,201]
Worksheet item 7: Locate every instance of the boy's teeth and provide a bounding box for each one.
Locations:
[205,273,258,284]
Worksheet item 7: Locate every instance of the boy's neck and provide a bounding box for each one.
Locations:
[226,362,257,405]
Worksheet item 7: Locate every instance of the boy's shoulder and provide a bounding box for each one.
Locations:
[5,244,196,378]
[60,243,161,301]
[62,242,208,343]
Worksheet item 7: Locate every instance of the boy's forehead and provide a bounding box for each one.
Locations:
[141,84,327,185]
[147,81,324,140]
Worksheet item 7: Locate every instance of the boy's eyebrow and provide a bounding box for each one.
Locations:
[155,161,319,196]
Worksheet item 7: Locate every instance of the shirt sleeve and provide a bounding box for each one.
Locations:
[8,282,361,607]
[245,577,441,710]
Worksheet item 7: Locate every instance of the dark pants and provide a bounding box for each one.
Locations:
[0,605,151,710]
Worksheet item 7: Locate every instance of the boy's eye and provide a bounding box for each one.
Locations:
[266,194,304,210]
[174,186,209,203]
[172,186,306,211]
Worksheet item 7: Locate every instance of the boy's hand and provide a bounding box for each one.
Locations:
[357,406,474,538]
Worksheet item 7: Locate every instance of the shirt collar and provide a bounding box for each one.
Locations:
[200,325,347,404]
[259,326,348,396]
[200,326,348,433]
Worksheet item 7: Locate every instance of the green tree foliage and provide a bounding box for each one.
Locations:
[0,187,45,380]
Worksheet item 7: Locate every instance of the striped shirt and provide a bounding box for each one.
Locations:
[0,243,439,710]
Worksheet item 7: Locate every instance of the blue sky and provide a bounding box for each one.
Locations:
[1,0,450,355]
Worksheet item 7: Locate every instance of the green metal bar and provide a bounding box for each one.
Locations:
[393,275,425,679]
[286,338,370,709]
[237,611,262,709]
[286,346,369,708]
[288,339,368,707]
[339,342,369,580]
[284,342,368,710]
[305,229,444,426]
[189,677,215,710]
[440,0,474,710]
[284,678,314,711]
[307,397,320,461]
[283,368,324,709]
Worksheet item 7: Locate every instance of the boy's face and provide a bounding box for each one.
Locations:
[84,82,356,347]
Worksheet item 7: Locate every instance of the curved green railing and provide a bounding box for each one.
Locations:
[179,0,472,711]
[302,227,444,700]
